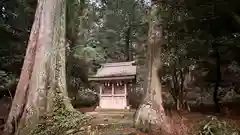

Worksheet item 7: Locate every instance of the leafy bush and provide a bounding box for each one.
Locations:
[0,70,17,98]
[71,88,99,107]
[29,89,94,135]
[196,116,239,135]
[30,109,91,135]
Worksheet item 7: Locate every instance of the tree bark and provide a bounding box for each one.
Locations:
[134,1,171,134]
[212,45,221,113]
[4,0,73,135]
[125,26,133,61]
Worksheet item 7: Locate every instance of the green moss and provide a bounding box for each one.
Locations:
[29,89,93,135]
[29,109,92,135]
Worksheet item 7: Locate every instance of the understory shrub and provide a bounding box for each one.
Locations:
[29,109,92,135]
[29,89,94,135]
[195,116,239,135]
[72,88,99,107]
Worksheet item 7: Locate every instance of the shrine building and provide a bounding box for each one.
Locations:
[88,61,136,109]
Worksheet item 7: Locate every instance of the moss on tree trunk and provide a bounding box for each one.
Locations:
[3,0,76,135]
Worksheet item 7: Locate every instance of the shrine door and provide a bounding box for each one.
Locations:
[100,82,127,109]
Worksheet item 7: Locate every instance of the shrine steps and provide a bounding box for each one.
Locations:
[95,108,135,112]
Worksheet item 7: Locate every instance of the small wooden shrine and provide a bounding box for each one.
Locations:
[89,61,136,109]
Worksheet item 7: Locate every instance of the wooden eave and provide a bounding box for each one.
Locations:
[88,75,136,81]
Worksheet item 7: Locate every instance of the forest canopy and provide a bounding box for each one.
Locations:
[1,0,240,135]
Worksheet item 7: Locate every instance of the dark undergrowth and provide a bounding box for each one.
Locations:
[29,109,93,135]
[29,89,94,135]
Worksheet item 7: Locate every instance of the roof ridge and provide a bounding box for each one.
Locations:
[102,61,136,67]
[104,64,132,67]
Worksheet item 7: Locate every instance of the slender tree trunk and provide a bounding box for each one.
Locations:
[4,0,73,135]
[212,45,221,113]
[179,69,188,111]
[125,1,136,61]
[125,26,133,61]
[134,1,171,134]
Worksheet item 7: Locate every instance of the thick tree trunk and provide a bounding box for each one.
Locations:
[4,0,73,135]
[134,2,171,134]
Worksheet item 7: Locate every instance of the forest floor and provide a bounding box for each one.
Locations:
[81,105,240,135]
[85,112,240,135]
[85,109,137,135]
[1,103,240,135]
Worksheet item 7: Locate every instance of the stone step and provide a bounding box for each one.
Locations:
[78,123,137,135]
[91,114,134,125]
[90,114,134,120]
[96,112,134,115]
[87,112,134,116]
[87,110,135,117]
[95,109,136,113]
[87,126,138,135]
[95,121,133,128]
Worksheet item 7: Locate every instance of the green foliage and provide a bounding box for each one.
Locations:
[29,87,93,135]
[29,109,92,135]
[66,55,99,107]
[71,88,99,107]
[0,0,35,96]
[154,0,240,107]
[74,45,106,64]
[66,55,89,86]
[0,70,16,91]
[196,117,239,135]
[72,0,148,62]
[66,0,85,44]
[0,70,17,98]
